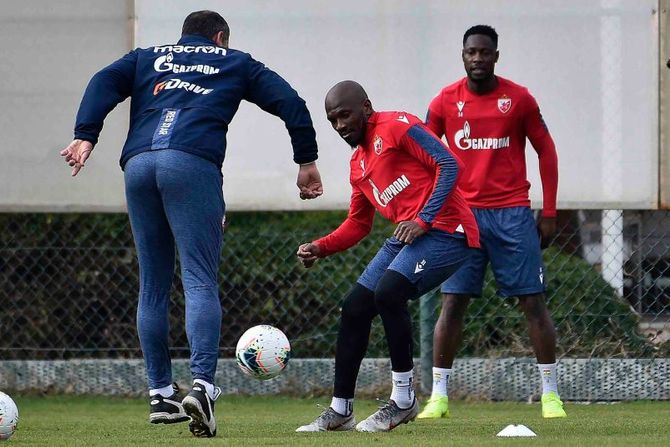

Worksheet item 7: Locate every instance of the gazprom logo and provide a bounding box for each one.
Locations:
[154,53,220,75]
[370,175,411,208]
[454,121,510,150]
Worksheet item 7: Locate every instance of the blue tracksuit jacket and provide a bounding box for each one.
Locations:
[74,35,318,169]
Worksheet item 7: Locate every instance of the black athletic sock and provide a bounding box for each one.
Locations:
[333,284,377,398]
[374,270,418,373]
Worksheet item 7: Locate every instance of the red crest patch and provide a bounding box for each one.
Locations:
[373,135,383,155]
[498,95,512,114]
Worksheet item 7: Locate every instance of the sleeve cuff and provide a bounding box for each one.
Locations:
[74,132,99,146]
[542,209,557,218]
[414,217,431,231]
[312,241,328,258]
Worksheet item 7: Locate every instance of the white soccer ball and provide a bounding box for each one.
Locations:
[235,325,291,380]
[0,392,18,440]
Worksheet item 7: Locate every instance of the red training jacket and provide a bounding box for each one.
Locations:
[426,76,558,217]
[315,111,479,257]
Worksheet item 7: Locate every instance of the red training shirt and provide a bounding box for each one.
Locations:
[315,111,479,257]
[426,76,558,217]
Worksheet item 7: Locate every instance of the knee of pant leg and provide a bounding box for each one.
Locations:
[341,284,376,322]
[374,270,418,309]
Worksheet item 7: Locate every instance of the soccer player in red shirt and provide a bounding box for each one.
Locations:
[418,25,567,419]
[295,80,479,432]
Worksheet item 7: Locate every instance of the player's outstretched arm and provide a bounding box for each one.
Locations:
[59,139,94,177]
[297,162,323,200]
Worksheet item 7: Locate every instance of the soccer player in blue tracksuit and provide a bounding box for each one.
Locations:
[60,10,323,438]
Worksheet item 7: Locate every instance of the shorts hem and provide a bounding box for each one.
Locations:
[440,288,482,297]
[498,286,546,298]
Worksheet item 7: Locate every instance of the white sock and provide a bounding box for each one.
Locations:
[537,363,559,394]
[194,379,216,399]
[390,370,415,409]
[149,384,174,398]
[330,397,353,416]
[431,367,451,398]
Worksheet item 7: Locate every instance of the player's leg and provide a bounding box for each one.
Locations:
[124,152,188,424]
[296,284,376,432]
[417,294,472,419]
[419,214,488,419]
[357,230,471,432]
[517,292,565,417]
[297,237,402,432]
[156,150,225,437]
[517,293,556,364]
[298,238,401,432]
[489,207,566,418]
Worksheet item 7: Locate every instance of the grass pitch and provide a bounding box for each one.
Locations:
[8,395,670,446]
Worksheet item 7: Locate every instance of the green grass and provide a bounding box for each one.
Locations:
[8,395,670,446]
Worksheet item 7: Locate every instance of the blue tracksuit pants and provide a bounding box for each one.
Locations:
[124,149,224,389]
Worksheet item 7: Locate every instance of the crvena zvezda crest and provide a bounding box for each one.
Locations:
[498,95,512,114]
[373,135,383,154]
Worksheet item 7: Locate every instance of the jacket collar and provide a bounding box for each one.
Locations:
[177,34,218,46]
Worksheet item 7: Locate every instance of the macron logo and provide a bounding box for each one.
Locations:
[396,115,409,124]
[414,259,426,274]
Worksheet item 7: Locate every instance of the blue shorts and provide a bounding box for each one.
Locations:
[358,230,473,297]
[440,207,546,297]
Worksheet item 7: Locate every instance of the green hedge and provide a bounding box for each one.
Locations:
[0,212,666,360]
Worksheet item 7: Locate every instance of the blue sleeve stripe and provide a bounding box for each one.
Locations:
[407,124,458,224]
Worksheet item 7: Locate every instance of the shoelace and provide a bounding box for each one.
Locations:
[314,403,338,422]
[372,398,397,421]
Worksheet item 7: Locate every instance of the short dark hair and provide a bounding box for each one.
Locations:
[463,25,498,48]
[181,10,230,41]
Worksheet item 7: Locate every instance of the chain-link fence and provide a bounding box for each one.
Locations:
[1,210,668,358]
[0,211,669,397]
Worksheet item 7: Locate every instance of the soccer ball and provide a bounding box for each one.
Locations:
[0,392,18,440]
[235,325,291,380]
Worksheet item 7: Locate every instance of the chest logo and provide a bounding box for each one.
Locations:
[369,175,410,208]
[453,121,510,151]
[498,95,512,114]
[373,135,383,155]
[456,100,465,117]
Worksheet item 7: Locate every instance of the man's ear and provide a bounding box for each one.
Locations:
[213,31,228,48]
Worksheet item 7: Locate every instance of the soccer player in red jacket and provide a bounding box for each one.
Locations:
[295,80,479,432]
[418,25,566,419]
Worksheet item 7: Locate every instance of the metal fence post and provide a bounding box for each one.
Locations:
[419,289,439,395]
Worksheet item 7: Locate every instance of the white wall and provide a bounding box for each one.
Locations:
[0,0,131,211]
[0,0,660,211]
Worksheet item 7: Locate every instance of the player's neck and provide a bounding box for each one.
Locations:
[466,75,498,95]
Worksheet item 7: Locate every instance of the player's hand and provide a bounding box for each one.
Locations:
[60,139,94,177]
[297,162,323,200]
[297,242,320,268]
[537,216,557,249]
[394,221,426,244]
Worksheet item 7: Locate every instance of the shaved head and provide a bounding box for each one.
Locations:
[325,80,369,109]
[325,80,373,147]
